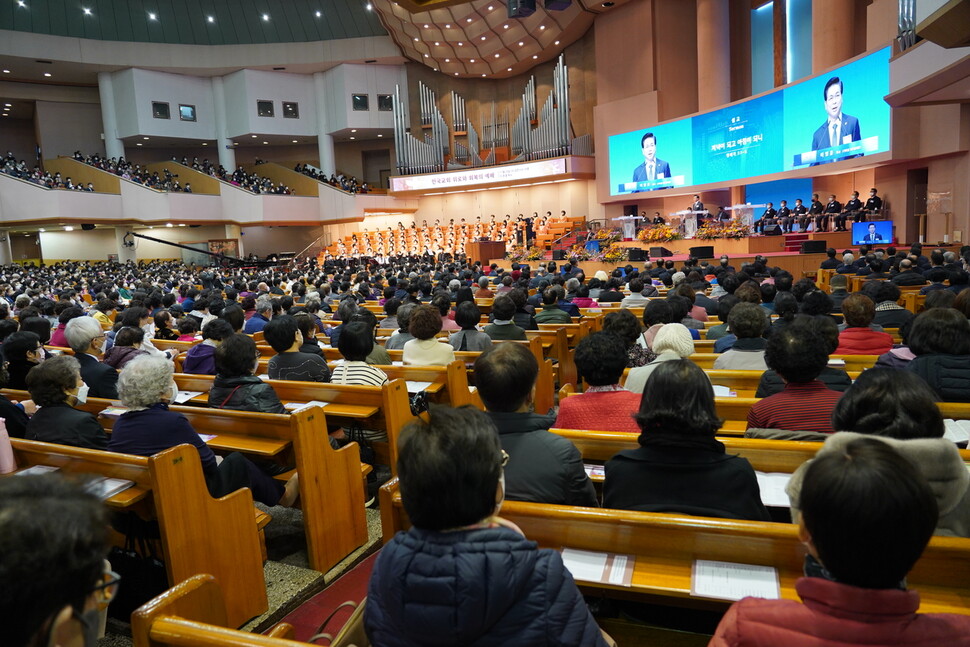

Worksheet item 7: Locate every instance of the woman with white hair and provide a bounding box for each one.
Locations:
[107,356,298,507]
[624,323,695,394]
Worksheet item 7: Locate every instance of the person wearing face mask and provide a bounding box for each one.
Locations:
[108,356,298,507]
[0,473,117,647]
[208,334,286,414]
[365,406,613,647]
[24,355,106,450]
[3,330,45,390]
[116,306,179,363]
[64,316,118,399]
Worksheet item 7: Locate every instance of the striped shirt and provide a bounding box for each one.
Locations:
[746,380,843,434]
[331,362,388,387]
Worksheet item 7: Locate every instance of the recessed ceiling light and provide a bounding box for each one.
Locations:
[494,53,499,58]
[445,23,450,28]
[349,136,355,140]
[445,58,450,62]
[470,58,475,62]
[4,103,10,107]
[482,74,486,77]
[507,67,512,71]
[454,72,459,76]
[207,15,214,22]
[480,36,486,40]
[166,223,173,227]
[2,70,9,74]
[434,41,440,45]
[202,142,207,145]
[148,12,156,20]
[554,40,560,45]
[532,55,538,59]
[414,37,418,41]
[315,10,321,17]
[518,41,523,46]
[377,134,383,137]
[17,0,26,7]
[136,142,142,146]
[262,141,268,144]
[488,5,493,9]
[82,7,91,15]
[262,13,269,21]
[143,136,149,140]
[540,25,545,30]
[466,17,472,22]
[1,114,8,118]
[178,223,186,227]
[424,54,428,57]
[423,24,429,28]
[351,129,357,132]
[64,226,74,231]
[365,2,372,9]
[251,135,257,138]
[292,140,298,143]
[43,72,51,77]
[503,24,508,29]
[457,42,463,46]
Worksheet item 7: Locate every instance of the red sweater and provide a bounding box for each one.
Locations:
[835,327,894,355]
[554,390,640,433]
[746,381,843,433]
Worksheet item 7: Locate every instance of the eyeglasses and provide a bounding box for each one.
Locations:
[88,568,121,609]
[500,450,509,468]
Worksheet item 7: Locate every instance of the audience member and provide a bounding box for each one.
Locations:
[64,315,116,399]
[265,314,331,382]
[555,332,640,433]
[835,294,893,355]
[906,308,970,402]
[625,323,694,394]
[25,355,106,450]
[403,304,456,366]
[713,303,769,370]
[209,334,286,413]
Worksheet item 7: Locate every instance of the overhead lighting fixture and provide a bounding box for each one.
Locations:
[82,7,91,15]
[261,13,269,21]
[414,37,418,41]
[17,1,26,7]
[540,25,545,30]
[480,36,486,40]
[445,23,450,28]
[136,142,142,146]
[494,53,499,58]
[292,139,298,143]
[315,10,321,17]
[64,226,74,231]
[518,41,523,46]
[143,136,149,140]
[2,70,9,74]
[470,58,475,62]
[454,72,459,76]
[488,5,493,9]
[166,223,173,227]
[507,67,512,71]
[43,72,51,77]
[251,134,257,138]
[466,17,472,22]
[445,58,450,62]
[262,141,268,144]
[351,129,357,132]
[532,55,538,59]
[38,228,45,232]
[349,136,355,140]
[424,54,428,57]
[3,103,10,107]
[423,24,429,28]
[434,41,439,45]
[148,12,156,20]
[377,134,383,137]
[457,41,463,46]
[554,40,560,45]
[482,74,486,77]
[207,15,214,22]
[365,2,373,9]
[504,24,509,29]
[202,142,207,146]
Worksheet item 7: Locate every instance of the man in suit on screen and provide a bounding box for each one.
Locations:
[811,77,861,163]
[632,132,671,184]
[861,223,884,244]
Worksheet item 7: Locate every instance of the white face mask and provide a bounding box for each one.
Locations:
[75,382,90,404]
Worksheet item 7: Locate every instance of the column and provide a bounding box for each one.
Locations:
[0,231,12,265]
[696,0,731,110]
[211,77,237,172]
[313,72,335,175]
[224,224,244,257]
[97,72,125,160]
[114,227,136,264]
[812,0,857,73]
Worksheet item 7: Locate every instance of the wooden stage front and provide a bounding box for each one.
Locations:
[493,231,858,279]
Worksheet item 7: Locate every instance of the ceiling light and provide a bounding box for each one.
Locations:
[488,5,493,9]
[178,223,186,227]
[166,223,173,227]
[38,228,45,232]
[17,0,26,7]
[136,142,142,146]
[466,17,472,22]
[554,40,560,45]
[2,70,9,74]
[262,141,268,144]
[64,226,74,231]
[480,36,486,40]
[1,114,8,118]
[540,25,545,30]
[351,129,357,132]
[292,139,298,143]
[202,142,207,146]
[43,72,51,77]
[445,23,450,28]
[82,7,91,15]
[518,41,523,46]
[507,67,512,71]
[315,10,321,17]
[143,136,149,140]
[3,103,10,107]
[457,41,463,46]
[445,58,450,62]
[148,12,156,20]
[503,24,508,29]
[494,53,499,58]
[414,37,418,41]
[366,2,373,9]
[470,58,475,62]
[454,72,459,76]
[423,24,429,28]
[532,55,538,59]
[262,13,269,21]
[424,54,428,57]
[377,134,383,137]
[251,135,257,138]
[349,136,355,140]
[434,41,439,45]
[482,74,486,77]
[207,15,214,22]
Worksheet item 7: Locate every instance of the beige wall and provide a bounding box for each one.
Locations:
[0,117,38,163]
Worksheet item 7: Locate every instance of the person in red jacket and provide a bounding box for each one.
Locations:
[710,437,970,646]
[835,293,893,355]
[554,332,640,433]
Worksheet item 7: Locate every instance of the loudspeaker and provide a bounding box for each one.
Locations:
[81,223,95,231]
[544,0,571,9]
[689,245,714,258]
[508,0,536,18]
[628,248,645,262]
[800,240,827,254]
[622,204,637,217]
[552,249,566,260]
[763,225,783,236]
[650,246,673,257]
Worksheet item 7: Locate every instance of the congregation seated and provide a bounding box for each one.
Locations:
[108,356,298,507]
[333,322,389,387]
[555,332,640,433]
[3,330,43,390]
[835,293,893,355]
[625,323,694,394]
[449,301,492,352]
[713,303,769,370]
[756,315,851,397]
[786,369,970,537]
[181,319,234,375]
[475,343,597,507]
[64,315,117,399]
[605,359,771,521]
[906,307,970,402]
[102,326,148,370]
[24,355,107,450]
[603,308,655,368]
[264,314,331,383]
[712,437,970,645]
[384,302,417,351]
[365,406,612,646]
[208,333,285,413]
[534,286,573,324]
[402,304,455,366]
[483,295,527,341]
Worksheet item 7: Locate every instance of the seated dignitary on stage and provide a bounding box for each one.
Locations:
[604,359,770,521]
[475,343,597,506]
[711,438,970,646]
[753,202,778,234]
[365,405,612,647]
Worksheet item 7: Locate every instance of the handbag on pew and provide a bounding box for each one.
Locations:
[408,390,431,418]
[308,599,370,647]
[106,513,169,621]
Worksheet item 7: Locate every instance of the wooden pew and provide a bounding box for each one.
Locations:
[10,440,267,627]
[689,354,879,372]
[378,478,970,615]
[132,574,308,647]
[5,392,370,575]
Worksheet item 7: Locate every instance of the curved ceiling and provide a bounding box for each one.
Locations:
[372,0,630,78]
[0,0,387,45]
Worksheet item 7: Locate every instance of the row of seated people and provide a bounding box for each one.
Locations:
[2,152,95,191]
[293,163,370,193]
[824,244,970,290]
[9,349,969,646]
[752,188,883,234]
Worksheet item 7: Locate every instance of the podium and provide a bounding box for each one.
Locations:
[613,216,643,241]
[466,240,507,266]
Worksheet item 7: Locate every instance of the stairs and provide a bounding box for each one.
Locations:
[783,232,809,252]
[546,230,584,260]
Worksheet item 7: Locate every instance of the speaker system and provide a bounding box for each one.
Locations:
[689,245,714,259]
[544,0,571,10]
[81,223,95,231]
[622,204,637,217]
[552,249,566,260]
[628,248,645,262]
[508,0,536,18]
[650,246,673,258]
[763,225,783,236]
[800,240,827,254]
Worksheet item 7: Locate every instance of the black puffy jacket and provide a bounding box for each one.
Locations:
[365,526,608,647]
[208,375,286,413]
[908,354,970,403]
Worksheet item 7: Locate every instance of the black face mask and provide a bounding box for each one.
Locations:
[720,260,728,266]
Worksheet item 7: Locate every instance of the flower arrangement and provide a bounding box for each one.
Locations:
[507,245,545,262]
[593,227,622,245]
[602,244,629,264]
[525,246,544,261]
[637,224,683,243]
[695,220,751,240]
[568,244,592,263]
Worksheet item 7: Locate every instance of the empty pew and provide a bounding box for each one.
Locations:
[379,478,970,615]
[10,440,267,627]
